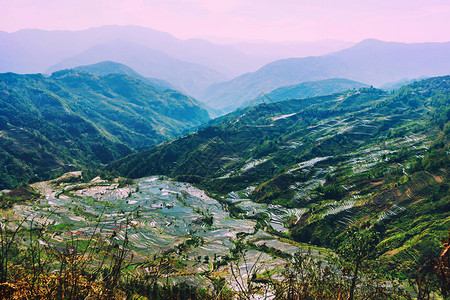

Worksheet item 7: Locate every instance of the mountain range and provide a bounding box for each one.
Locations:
[0,25,354,77]
[0,22,449,299]
[203,39,450,112]
[231,39,354,61]
[4,26,450,109]
[0,25,247,97]
[46,41,226,98]
[0,49,448,295]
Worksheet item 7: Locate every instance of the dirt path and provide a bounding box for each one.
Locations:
[426,171,443,183]
[31,181,54,198]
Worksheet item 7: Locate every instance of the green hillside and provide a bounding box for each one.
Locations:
[0,70,209,188]
[244,78,368,107]
[109,76,450,275]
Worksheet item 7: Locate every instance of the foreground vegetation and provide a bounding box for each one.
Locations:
[0,214,448,299]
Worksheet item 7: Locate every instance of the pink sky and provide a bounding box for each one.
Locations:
[1,0,449,43]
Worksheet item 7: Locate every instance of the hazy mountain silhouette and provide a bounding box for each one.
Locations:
[204,39,450,112]
[204,56,349,112]
[231,39,354,61]
[47,40,226,98]
[0,25,266,77]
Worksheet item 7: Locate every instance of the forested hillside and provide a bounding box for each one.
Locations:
[244,78,368,107]
[0,70,209,188]
[109,76,450,275]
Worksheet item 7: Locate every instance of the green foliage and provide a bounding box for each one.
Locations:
[338,228,378,266]
[317,183,346,200]
[253,78,368,104]
[0,185,40,209]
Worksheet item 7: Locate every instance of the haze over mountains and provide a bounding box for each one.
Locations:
[47,40,226,98]
[0,25,246,76]
[0,25,355,98]
[1,25,449,113]
[0,25,353,76]
[204,39,450,112]
[230,39,355,61]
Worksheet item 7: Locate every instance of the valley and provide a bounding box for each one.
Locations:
[0,24,448,298]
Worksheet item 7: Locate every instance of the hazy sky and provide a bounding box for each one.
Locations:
[1,0,449,43]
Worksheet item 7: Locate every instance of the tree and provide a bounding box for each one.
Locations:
[0,116,8,129]
[338,228,378,300]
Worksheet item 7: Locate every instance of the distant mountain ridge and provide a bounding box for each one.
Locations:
[231,39,354,61]
[0,25,269,92]
[204,39,450,112]
[0,26,357,84]
[0,25,261,97]
[46,41,226,98]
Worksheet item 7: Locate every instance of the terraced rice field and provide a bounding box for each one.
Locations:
[11,175,317,280]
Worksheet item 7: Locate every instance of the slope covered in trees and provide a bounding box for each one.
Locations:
[243,78,368,107]
[0,70,209,188]
[109,76,450,275]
